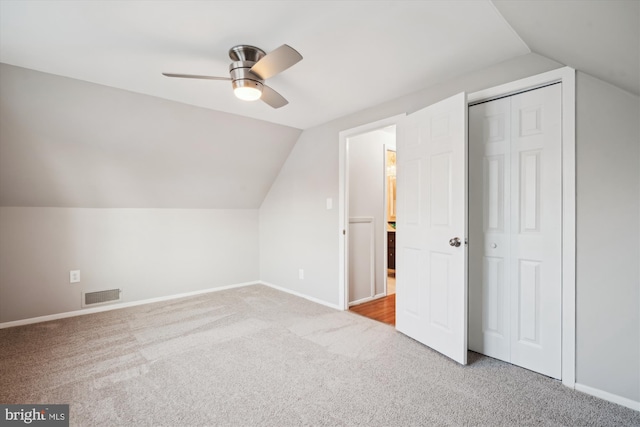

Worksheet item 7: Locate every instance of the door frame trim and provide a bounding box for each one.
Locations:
[337,66,576,389]
[468,67,576,388]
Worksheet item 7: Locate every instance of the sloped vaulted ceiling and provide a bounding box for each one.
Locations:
[0,64,301,208]
[0,1,637,209]
[493,0,639,96]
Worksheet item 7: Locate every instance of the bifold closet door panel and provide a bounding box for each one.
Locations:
[468,96,511,363]
[509,84,562,380]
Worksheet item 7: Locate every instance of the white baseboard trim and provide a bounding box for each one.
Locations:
[575,383,640,412]
[260,281,342,310]
[0,281,259,329]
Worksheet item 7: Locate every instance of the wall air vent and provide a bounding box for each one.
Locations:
[82,289,122,307]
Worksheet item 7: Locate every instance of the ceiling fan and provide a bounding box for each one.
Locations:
[162,44,303,109]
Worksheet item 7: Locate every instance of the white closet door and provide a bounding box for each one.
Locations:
[468,84,562,379]
[468,96,512,362]
[509,84,562,379]
[396,92,468,365]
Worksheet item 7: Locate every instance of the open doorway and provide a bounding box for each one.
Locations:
[349,145,396,325]
[340,121,399,325]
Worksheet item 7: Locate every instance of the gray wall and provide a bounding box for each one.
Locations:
[0,208,259,322]
[260,52,564,305]
[575,72,640,401]
[258,123,340,303]
[0,64,291,323]
[259,54,640,403]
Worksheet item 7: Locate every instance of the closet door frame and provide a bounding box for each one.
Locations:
[468,67,576,388]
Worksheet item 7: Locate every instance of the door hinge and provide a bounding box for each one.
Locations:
[343,229,346,235]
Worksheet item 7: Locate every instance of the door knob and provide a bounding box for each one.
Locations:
[449,237,461,247]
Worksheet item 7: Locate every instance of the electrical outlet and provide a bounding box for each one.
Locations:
[70,270,80,283]
[298,269,304,280]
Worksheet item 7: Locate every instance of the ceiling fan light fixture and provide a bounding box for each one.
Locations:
[163,44,302,108]
[232,79,263,101]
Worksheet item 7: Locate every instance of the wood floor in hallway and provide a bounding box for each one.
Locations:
[349,293,395,326]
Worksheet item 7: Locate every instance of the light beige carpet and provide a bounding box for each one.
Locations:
[1,284,638,426]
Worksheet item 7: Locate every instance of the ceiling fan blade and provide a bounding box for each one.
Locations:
[162,73,230,81]
[261,85,288,109]
[250,44,302,80]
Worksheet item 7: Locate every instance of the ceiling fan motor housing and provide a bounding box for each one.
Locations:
[229,60,264,92]
[229,61,264,89]
[228,45,266,93]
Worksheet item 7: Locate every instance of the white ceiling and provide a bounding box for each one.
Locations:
[2,1,637,130]
[0,0,532,129]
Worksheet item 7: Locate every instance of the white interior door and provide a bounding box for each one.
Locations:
[468,83,562,379]
[396,92,468,365]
